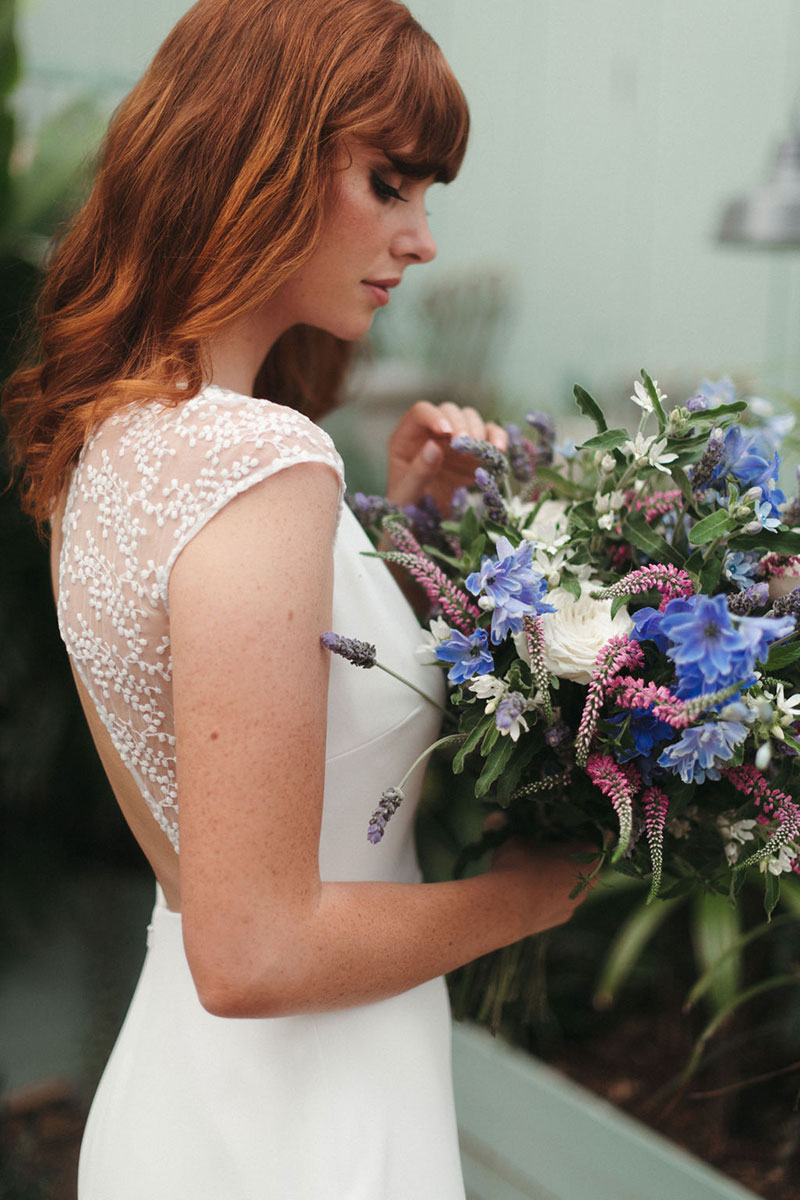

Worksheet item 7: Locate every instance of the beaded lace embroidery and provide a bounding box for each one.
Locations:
[57,386,344,851]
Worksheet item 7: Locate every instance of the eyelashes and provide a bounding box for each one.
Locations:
[370,170,408,204]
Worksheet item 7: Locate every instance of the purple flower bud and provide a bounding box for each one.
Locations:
[545,721,570,748]
[525,410,556,442]
[727,583,769,615]
[451,487,469,519]
[367,787,405,843]
[474,468,507,524]
[450,435,508,477]
[320,632,377,668]
[686,394,709,413]
[691,427,725,491]
[348,493,400,528]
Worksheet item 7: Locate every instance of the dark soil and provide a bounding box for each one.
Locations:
[552,1011,800,1200]
[1,1080,84,1200]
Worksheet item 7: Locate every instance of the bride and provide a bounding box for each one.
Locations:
[4,1,589,1196]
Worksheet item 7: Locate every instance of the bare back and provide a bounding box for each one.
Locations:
[51,388,344,915]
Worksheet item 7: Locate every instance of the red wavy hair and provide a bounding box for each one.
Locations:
[3,0,468,527]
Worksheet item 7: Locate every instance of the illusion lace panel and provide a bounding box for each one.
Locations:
[57,387,344,850]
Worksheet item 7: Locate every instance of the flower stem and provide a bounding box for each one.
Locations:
[375,660,454,722]
[396,733,467,790]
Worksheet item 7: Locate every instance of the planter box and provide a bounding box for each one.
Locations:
[452,1023,758,1200]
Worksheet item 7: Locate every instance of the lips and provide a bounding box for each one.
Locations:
[362,278,400,307]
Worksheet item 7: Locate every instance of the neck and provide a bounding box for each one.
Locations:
[206,307,290,397]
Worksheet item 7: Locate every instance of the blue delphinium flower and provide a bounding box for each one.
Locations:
[735,613,795,662]
[608,708,675,762]
[660,594,750,694]
[692,377,736,409]
[630,602,693,652]
[711,425,781,490]
[434,627,494,684]
[465,536,555,644]
[723,550,761,590]
[658,720,748,783]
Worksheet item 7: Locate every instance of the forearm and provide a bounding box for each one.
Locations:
[188,861,576,1019]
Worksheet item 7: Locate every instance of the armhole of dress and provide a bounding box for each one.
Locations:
[160,454,345,613]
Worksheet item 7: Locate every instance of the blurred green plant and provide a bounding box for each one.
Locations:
[0,1,144,969]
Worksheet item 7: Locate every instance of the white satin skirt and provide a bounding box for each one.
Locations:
[78,887,466,1200]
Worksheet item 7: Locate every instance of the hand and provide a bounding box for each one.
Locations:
[490,836,598,937]
[386,400,508,513]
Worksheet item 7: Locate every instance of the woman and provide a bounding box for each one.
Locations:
[4,1,588,1196]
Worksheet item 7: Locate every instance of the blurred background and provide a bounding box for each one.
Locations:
[3,1,800,1196]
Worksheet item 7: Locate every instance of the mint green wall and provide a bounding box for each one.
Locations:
[17,0,800,410]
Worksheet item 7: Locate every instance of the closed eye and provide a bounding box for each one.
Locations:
[370,171,408,204]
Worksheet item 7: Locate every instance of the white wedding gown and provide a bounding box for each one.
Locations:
[56,385,465,1199]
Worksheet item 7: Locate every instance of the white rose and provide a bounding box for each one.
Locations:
[516,581,633,684]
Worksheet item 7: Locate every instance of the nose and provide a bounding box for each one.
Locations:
[395,203,437,266]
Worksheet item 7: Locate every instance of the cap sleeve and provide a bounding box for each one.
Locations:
[118,387,345,608]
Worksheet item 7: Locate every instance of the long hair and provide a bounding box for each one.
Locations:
[3,0,469,527]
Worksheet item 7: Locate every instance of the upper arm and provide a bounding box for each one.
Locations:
[168,461,341,996]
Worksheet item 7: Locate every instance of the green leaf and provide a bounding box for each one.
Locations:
[480,721,500,757]
[641,370,667,434]
[533,466,584,500]
[560,574,582,600]
[578,428,629,452]
[728,530,800,555]
[765,640,800,671]
[452,714,492,774]
[765,871,781,920]
[699,554,724,594]
[475,736,515,799]
[688,508,737,546]
[685,912,799,1011]
[623,512,684,567]
[593,897,682,1009]
[669,464,694,506]
[611,595,631,619]
[691,892,742,1014]
[495,737,540,808]
[574,384,608,433]
[688,401,748,423]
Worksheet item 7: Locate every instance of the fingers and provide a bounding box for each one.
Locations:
[390,401,508,454]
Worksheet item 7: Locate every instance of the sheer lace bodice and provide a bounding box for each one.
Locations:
[56,385,344,851]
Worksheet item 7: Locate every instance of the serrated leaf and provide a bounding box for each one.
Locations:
[475,736,515,799]
[688,509,737,546]
[574,384,608,433]
[578,428,629,452]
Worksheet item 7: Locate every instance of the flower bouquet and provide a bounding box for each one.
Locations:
[326,373,800,927]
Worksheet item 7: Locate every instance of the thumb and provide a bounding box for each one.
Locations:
[389,439,443,506]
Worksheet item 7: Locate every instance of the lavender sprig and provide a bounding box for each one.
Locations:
[450,435,508,477]
[690,427,725,491]
[321,632,451,717]
[366,734,466,843]
[475,467,507,524]
[727,583,769,615]
[770,587,800,621]
[320,632,376,668]
[367,787,404,844]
